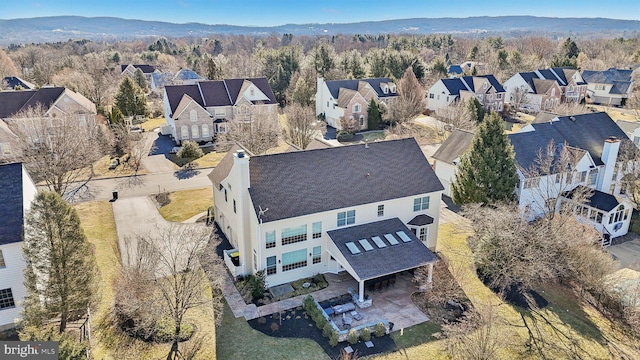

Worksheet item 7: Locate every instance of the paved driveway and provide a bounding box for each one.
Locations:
[112,196,208,266]
[609,238,640,271]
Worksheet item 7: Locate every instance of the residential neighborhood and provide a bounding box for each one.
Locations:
[1,5,640,360]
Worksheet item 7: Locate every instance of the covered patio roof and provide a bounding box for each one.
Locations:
[327,218,437,282]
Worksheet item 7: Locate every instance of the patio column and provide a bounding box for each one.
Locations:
[359,280,365,303]
[427,262,434,289]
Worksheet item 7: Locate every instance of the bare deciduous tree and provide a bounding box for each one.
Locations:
[117,225,225,360]
[283,103,324,149]
[435,100,477,132]
[508,85,532,114]
[617,139,640,207]
[215,108,281,155]
[8,106,107,196]
[441,304,508,360]
[386,67,425,127]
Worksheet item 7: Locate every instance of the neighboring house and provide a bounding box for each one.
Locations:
[150,69,204,93]
[0,163,38,331]
[208,138,443,303]
[448,65,463,77]
[432,129,475,197]
[582,68,634,106]
[616,120,640,147]
[163,78,278,145]
[0,119,19,162]
[0,86,97,121]
[120,64,159,83]
[316,78,398,131]
[432,112,632,242]
[503,68,587,113]
[2,76,36,90]
[510,112,632,242]
[426,75,505,112]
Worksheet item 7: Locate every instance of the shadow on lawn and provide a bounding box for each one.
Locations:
[174,167,200,180]
[513,284,606,359]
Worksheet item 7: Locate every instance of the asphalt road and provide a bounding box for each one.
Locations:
[62,167,214,203]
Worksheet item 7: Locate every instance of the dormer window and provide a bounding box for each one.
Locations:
[381,84,389,94]
[389,83,396,93]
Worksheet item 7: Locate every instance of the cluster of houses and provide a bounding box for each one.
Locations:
[0,61,637,332]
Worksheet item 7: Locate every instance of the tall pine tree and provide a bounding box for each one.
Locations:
[114,77,148,117]
[468,97,485,124]
[23,192,97,332]
[367,98,381,130]
[451,112,518,205]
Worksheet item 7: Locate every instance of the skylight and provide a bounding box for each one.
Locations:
[346,242,361,254]
[371,236,387,248]
[396,231,412,243]
[384,234,399,245]
[358,239,374,251]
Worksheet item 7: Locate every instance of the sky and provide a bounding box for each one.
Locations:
[3,0,639,27]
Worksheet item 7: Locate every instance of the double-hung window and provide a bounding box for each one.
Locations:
[265,231,276,249]
[413,197,430,211]
[337,210,355,227]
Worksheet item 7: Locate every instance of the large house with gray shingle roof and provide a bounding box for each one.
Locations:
[208,138,442,303]
[0,163,37,331]
[503,67,587,113]
[163,78,278,145]
[316,77,398,131]
[582,67,635,106]
[426,75,505,113]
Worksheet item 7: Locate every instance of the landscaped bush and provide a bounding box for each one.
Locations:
[303,295,342,347]
[323,322,334,338]
[329,330,339,347]
[374,322,386,337]
[347,329,359,345]
[337,131,354,142]
[359,327,371,342]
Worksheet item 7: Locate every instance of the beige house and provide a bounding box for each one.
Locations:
[582,68,634,106]
[163,78,278,145]
[426,75,505,112]
[316,78,398,131]
[504,68,587,113]
[208,138,443,304]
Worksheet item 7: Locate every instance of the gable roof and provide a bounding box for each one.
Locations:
[509,112,629,170]
[564,186,620,212]
[0,163,27,245]
[165,78,276,114]
[2,76,36,90]
[532,111,561,124]
[121,64,156,74]
[165,84,204,114]
[616,120,640,135]
[432,129,475,164]
[174,69,203,81]
[327,218,437,281]
[337,88,360,108]
[248,138,444,223]
[440,78,469,96]
[0,87,66,118]
[207,144,248,188]
[325,78,396,100]
[582,68,633,95]
[532,78,556,95]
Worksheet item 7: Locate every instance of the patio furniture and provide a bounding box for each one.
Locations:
[343,314,353,326]
[332,302,356,315]
[350,310,364,321]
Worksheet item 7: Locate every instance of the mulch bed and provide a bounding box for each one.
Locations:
[247,307,397,358]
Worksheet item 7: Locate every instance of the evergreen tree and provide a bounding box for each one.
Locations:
[133,68,148,92]
[23,192,97,332]
[312,43,335,78]
[367,98,381,130]
[451,112,518,205]
[467,97,485,124]
[468,45,479,61]
[114,77,148,117]
[206,57,223,80]
[561,37,580,59]
[177,140,204,167]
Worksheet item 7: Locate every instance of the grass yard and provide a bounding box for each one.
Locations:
[193,151,226,168]
[140,117,167,131]
[76,201,217,359]
[158,187,213,222]
[589,105,637,122]
[216,301,328,360]
[359,130,386,143]
[390,321,442,350]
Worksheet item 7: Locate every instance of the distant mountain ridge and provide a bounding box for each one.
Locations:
[1,15,639,45]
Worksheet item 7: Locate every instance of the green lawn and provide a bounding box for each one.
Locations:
[216,301,328,360]
[391,321,442,350]
[158,188,213,222]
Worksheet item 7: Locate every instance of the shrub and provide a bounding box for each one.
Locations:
[154,317,194,342]
[374,322,386,337]
[323,322,334,338]
[249,270,266,300]
[337,131,354,142]
[347,329,359,345]
[329,330,339,347]
[360,327,371,342]
[270,322,279,332]
[316,315,328,330]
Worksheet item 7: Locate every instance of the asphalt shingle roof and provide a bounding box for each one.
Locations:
[582,68,633,95]
[2,76,35,90]
[164,84,204,114]
[0,163,26,245]
[440,78,469,96]
[325,78,396,100]
[407,214,434,226]
[432,129,475,164]
[564,185,620,212]
[509,112,629,170]
[0,87,65,118]
[248,138,444,223]
[327,218,437,281]
[121,64,156,74]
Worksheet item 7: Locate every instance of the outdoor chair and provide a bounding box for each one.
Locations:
[351,310,364,321]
